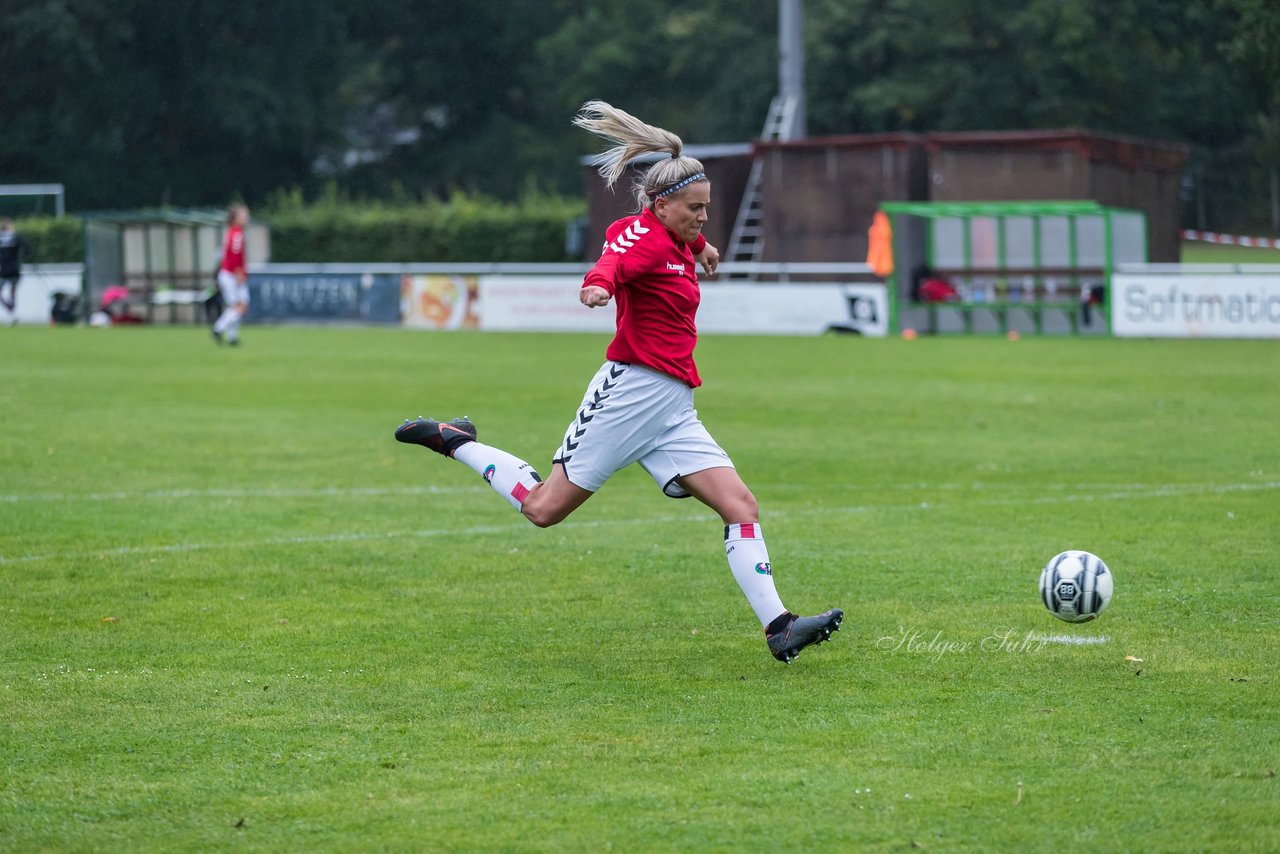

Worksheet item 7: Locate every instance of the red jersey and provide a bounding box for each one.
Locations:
[220,225,246,275]
[582,208,707,388]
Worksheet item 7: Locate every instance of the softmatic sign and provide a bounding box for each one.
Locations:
[1112,274,1280,338]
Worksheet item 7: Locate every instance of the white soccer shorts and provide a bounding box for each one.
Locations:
[217,269,250,306]
[551,361,734,497]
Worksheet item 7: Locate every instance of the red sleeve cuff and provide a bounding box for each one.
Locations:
[689,234,707,255]
[583,272,616,296]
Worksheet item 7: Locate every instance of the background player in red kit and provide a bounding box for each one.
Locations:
[212,205,250,345]
[396,101,842,663]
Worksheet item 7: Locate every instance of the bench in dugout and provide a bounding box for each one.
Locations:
[916,268,1107,335]
[148,286,218,324]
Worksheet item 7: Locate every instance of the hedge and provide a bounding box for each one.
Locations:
[9,194,587,265]
[10,216,84,263]
[265,194,586,263]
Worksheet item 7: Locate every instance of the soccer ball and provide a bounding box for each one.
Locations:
[1039,550,1113,622]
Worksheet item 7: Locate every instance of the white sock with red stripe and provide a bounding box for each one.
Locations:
[724,522,787,627]
[451,442,542,512]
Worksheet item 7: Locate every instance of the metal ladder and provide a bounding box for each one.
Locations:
[725,95,797,273]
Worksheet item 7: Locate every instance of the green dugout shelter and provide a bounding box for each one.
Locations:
[82,209,270,323]
[880,200,1148,336]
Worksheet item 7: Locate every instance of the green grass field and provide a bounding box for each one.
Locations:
[1180,240,1280,264]
[2,327,1277,852]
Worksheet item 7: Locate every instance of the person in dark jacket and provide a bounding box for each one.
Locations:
[0,218,32,321]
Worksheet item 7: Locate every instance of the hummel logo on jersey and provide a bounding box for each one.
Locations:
[666,262,687,275]
[608,218,651,254]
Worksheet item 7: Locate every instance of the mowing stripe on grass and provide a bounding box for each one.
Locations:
[0,484,481,503]
[899,479,1279,509]
[2,480,1275,566]
[2,479,1274,505]
[0,513,715,566]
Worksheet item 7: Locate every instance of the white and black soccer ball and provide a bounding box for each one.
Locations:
[1039,550,1113,622]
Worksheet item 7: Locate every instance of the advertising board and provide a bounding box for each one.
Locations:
[1112,273,1280,338]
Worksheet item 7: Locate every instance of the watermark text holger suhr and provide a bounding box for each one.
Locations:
[876,626,1052,662]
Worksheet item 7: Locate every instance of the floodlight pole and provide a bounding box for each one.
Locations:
[727,0,806,265]
[778,0,806,140]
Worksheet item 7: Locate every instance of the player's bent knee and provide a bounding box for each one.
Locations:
[519,467,593,528]
[720,486,758,524]
[522,504,565,528]
[520,491,568,528]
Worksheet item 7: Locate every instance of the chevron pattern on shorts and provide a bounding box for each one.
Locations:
[559,363,627,463]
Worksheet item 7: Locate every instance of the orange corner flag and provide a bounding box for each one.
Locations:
[867,211,894,277]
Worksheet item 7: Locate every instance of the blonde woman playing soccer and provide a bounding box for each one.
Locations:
[396,101,842,663]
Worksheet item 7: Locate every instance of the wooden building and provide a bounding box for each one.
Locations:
[754,133,928,264]
[581,129,1187,264]
[924,130,1187,262]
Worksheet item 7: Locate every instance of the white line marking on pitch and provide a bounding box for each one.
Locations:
[2,480,1276,565]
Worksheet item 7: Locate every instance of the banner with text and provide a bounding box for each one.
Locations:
[477,277,888,337]
[478,276,610,333]
[1112,273,1280,338]
[248,273,401,324]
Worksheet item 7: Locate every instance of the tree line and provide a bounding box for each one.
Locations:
[1,0,1276,232]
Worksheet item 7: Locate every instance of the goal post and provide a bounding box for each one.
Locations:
[0,184,66,218]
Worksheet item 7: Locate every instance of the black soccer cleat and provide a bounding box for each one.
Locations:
[395,416,477,457]
[766,608,843,663]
